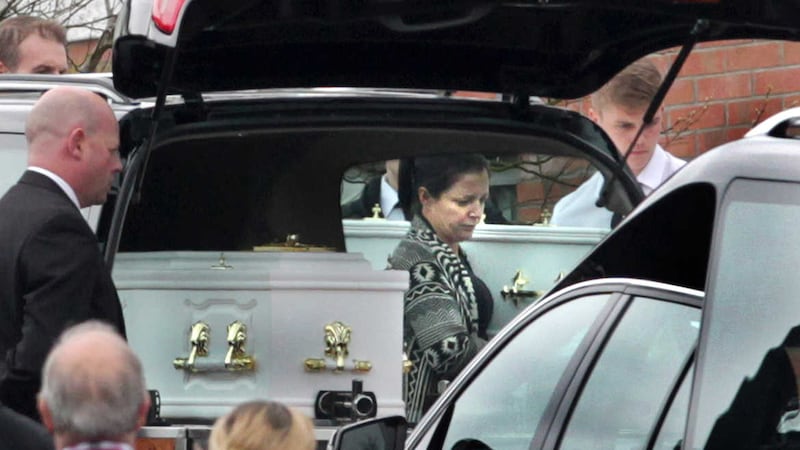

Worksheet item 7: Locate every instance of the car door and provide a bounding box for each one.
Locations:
[407,278,701,450]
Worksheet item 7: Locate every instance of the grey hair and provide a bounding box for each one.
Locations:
[39,320,146,440]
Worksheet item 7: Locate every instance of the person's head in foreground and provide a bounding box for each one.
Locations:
[37,321,149,449]
[209,400,316,450]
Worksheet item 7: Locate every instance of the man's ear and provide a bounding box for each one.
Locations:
[37,397,55,433]
[66,128,86,159]
[0,61,10,74]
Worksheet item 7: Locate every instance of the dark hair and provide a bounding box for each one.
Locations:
[398,153,490,220]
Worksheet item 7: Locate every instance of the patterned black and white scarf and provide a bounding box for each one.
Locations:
[388,215,481,423]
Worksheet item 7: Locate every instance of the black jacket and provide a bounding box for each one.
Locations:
[0,171,126,421]
[0,406,54,450]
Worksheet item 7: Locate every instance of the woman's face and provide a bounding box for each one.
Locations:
[420,170,490,246]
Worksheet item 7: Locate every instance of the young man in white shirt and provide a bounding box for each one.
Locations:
[552,58,685,228]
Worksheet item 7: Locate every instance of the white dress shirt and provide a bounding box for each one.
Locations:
[551,145,686,228]
[380,175,404,220]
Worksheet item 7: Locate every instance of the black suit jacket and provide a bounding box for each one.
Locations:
[0,171,126,421]
[341,176,383,219]
[0,405,54,450]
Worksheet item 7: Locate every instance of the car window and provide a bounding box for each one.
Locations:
[341,154,601,226]
[558,297,700,450]
[0,133,27,197]
[436,294,611,450]
[652,363,694,450]
[690,179,800,450]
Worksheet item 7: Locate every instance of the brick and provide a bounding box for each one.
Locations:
[782,97,800,110]
[728,97,783,127]
[751,98,784,127]
[726,126,750,142]
[664,136,697,160]
[516,181,545,203]
[754,67,800,95]
[783,42,800,65]
[680,49,726,76]
[665,78,695,105]
[696,72,752,100]
[697,129,729,154]
[667,103,726,131]
[726,42,783,71]
[541,157,592,178]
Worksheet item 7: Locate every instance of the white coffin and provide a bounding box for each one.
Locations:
[113,251,408,421]
[344,219,607,337]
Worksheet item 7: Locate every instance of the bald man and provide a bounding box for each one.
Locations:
[38,321,148,450]
[0,87,126,422]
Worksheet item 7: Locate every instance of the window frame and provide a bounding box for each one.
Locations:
[405,278,702,450]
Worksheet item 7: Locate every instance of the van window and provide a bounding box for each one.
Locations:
[0,133,28,197]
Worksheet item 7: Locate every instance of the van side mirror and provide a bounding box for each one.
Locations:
[328,415,408,450]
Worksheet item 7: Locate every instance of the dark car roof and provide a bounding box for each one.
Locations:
[113,0,800,99]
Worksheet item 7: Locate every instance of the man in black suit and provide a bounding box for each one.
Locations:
[0,86,126,421]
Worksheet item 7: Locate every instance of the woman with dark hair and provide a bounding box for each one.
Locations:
[388,153,494,423]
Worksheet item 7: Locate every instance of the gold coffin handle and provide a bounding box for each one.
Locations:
[173,321,210,371]
[501,269,543,306]
[303,358,372,373]
[224,321,255,371]
[305,321,371,373]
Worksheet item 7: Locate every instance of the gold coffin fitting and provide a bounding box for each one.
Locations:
[173,321,255,373]
[304,321,372,373]
[173,321,210,371]
[225,321,255,371]
[501,269,543,307]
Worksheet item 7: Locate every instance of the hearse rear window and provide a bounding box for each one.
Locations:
[342,152,614,335]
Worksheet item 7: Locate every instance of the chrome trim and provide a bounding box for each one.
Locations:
[407,277,703,446]
[0,74,135,105]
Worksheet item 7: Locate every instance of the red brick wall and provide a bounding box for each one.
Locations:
[566,39,800,161]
